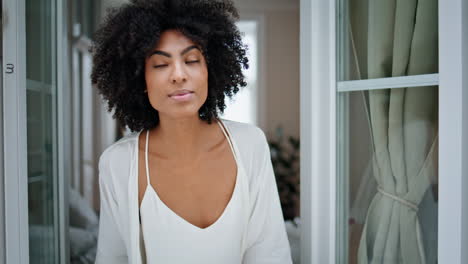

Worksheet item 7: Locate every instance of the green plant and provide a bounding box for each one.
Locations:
[267,126,300,220]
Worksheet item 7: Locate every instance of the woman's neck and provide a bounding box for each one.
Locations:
[148,115,219,161]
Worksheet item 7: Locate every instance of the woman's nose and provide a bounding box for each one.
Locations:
[171,62,187,84]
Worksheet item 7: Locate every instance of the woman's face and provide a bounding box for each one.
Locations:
[144,30,208,120]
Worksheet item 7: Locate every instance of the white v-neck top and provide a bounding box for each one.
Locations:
[139,119,245,263]
[95,119,292,264]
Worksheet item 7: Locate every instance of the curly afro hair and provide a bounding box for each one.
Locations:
[91,0,249,132]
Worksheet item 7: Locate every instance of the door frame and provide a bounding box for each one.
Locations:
[2,0,70,263]
[300,0,468,263]
[300,0,336,263]
[57,0,70,261]
[1,3,5,263]
[2,0,29,263]
[438,1,468,263]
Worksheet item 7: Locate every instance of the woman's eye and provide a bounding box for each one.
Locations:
[153,64,168,68]
[186,60,200,64]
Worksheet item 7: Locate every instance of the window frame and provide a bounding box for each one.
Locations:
[3,0,30,263]
[300,0,337,263]
[2,0,70,263]
[300,0,468,263]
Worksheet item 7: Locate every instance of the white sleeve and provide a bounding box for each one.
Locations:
[242,129,293,264]
[95,152,128,264]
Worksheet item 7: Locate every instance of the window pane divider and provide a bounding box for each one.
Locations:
[337,73,439,92]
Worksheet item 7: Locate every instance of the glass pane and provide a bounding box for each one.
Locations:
[337,0,439,81]
[26,0,60,263]
[337,87,439,263]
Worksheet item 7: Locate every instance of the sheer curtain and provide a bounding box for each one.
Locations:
[356,0,439,263]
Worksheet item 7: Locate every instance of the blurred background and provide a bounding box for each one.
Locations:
[4,0,457,263]
[1,0,300,263]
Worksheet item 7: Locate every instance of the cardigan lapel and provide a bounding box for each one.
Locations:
[221,120,250,257]
[129,135,142,264]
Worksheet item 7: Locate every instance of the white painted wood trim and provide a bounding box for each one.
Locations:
[2,0,30,263]
[300,0,336,263]
[0,4,5,264]
[335,0,350,260]
[438,0,468,263]
[71,47,82,193]
[74,35,92,53]
[337,73,439,92]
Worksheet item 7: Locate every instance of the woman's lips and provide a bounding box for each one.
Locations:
[169,91,194,101]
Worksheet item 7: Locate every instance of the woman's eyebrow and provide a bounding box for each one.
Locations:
[180,45,200,55]
[150,45,200,58]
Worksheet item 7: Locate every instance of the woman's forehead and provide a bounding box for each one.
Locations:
[154,30,197,51]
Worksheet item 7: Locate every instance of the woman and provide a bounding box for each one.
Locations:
[91,0,292,263]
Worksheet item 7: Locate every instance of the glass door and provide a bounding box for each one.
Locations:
[26,0,62,263]
[336,0,439,263]
[300,0,467,263]
[3,0,67,263]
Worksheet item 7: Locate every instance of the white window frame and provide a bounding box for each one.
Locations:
[2,0,70,263]
[3,0,30,263]
[300,0,336,263]
[300,0,468,263]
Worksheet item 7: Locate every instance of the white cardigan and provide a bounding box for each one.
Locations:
[95,119,293,264]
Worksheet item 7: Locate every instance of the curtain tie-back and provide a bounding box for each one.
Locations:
[377,187,419,211]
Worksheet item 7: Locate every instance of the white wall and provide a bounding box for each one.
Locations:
[264,10,300,138]
[235,0,300,139]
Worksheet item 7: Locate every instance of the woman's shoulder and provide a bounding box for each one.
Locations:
[221,119,269,161]
[221,119,267,145]
[101,131,139,159]
[98,131,140,179]
[220,120,272,192]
